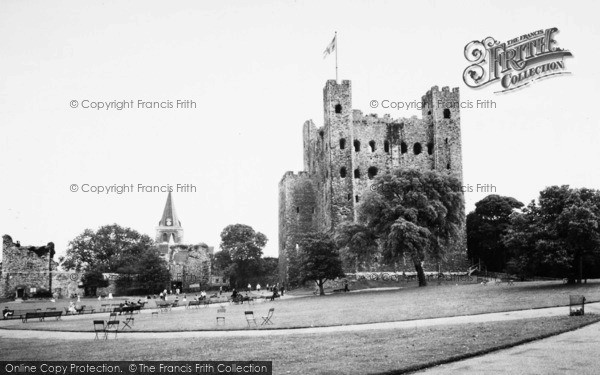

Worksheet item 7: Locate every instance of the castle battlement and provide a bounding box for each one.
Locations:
[279,171,310,185]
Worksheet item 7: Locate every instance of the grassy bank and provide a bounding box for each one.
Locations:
[1,315,598,374]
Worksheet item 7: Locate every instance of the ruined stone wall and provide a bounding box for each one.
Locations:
[1,235,57,298]
[167,243,212,289]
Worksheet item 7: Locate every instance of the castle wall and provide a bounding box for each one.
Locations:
[278,171,317,283]
[167,243,212,289]
[279,80,466,282]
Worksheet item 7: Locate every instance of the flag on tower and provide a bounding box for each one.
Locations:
[323,34,336,59]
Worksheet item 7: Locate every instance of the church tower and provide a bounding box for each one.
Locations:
[155,192,184,244]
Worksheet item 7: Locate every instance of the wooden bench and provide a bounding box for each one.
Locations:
[22,311,62,323]
[495,278,515,286]
[186,300,201,309]
[156,302,172,313]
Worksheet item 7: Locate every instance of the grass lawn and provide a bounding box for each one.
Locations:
[1,280,599,331]
[1,315,598,374]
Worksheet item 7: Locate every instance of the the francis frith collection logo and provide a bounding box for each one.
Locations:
[463,27,573,93]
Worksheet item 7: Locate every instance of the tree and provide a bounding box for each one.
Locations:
[297,232,345,295]
[62,224,155,272]
[63,224,170,295]
[466,195,524,272]
[334,222,379,272]
[356,169,465,286]
[115,247,171,295]
[219,224,268,288]
[503,186,600,283]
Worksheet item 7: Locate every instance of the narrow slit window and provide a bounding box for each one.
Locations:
[340,167,347,178]
[354,169,360,179]
[339,138,346,149]
[384,140,390,153]
[369,141,376,152]
[401,142,408,154]
[354,140,361,152]
[427,142,434,155]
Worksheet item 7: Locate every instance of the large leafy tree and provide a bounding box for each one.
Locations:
[63,224,169,295]
[297,232,345,295]
[466,195,524,272]
[62,224,154,272]
[503,186,600,283]
[352,169,465,286]
[219,224,268,288]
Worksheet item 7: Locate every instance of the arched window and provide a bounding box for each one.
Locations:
[413,143,422,155]
[162,233,168,242]
[401,142,408,154]
[335,104,342,114]
[368,167,378,179]
[384,140,390,153]
[319,130,324,139]
[354,140,361,152]
[443,108,451,119]
[354,168,360,179]
[427,142,434,155]
[339,138,346,149]
[369,141,376,152]
[340,167,347,178]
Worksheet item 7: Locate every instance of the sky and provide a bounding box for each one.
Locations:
[1,0,599,263]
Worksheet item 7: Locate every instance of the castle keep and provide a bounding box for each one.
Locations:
[279,80,464,283]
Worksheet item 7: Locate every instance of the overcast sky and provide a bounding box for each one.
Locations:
[1,0,599,262]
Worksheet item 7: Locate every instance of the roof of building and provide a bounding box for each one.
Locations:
[158,192,182,228]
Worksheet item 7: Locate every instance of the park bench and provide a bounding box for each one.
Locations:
[186,301,201,309]
[112,306,139,315]
[22,310,62,323]
[156,302,172,313]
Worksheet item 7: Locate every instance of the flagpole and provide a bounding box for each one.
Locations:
[335,31,338,83]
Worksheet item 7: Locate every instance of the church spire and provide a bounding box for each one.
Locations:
[156,192,184,244]
[158,191,182,228]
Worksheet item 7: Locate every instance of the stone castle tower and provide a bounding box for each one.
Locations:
[279,80,464,283]
[156,191,184,244]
